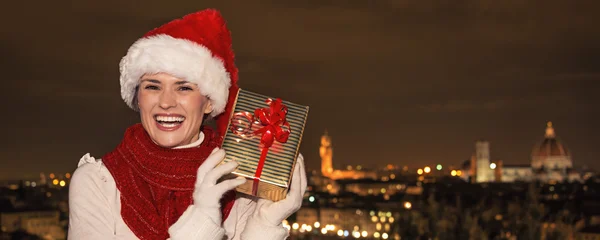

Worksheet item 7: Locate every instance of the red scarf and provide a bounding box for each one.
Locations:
[102,123,236,240]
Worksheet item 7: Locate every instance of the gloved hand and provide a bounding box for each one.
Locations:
[169,147,245,239]
[193,147,246,224]
[252,154,307,226]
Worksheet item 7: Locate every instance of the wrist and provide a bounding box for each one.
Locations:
[256,206,283,227]
[169,205,224,239]
[242,215,289,240]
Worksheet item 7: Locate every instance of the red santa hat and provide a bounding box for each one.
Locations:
[119,9,239,132]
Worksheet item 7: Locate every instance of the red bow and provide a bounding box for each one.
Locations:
[253,98,291,147]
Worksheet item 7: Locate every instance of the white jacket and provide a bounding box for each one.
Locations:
[68,134,290,240]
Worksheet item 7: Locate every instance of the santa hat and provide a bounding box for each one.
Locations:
[119,9,239,130]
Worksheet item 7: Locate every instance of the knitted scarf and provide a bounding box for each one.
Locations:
[102,123,236,240]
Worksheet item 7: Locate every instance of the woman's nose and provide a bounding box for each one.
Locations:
[158,90,177,109]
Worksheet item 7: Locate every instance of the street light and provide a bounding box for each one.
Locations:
[451,170,457,176]
[436,164,442,171]
[417,169,423,175]
[424,166,431,173]
[490,163,497,170]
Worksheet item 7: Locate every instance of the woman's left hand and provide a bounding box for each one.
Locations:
[253,154,307,226]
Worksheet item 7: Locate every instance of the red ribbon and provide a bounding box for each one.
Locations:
[229,98,291,196]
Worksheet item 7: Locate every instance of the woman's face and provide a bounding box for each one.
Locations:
[137,73,212,148]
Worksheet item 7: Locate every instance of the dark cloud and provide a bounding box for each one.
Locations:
[1,0,599,179]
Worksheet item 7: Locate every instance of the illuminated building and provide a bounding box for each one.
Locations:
[0,211,65,239]
[475,141,494,183]
[461,122,581,183]
[530,122,581,182]
[320,131,376,180]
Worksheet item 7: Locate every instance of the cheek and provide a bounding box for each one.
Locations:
[181,96,208,117]
[137,93,156,116]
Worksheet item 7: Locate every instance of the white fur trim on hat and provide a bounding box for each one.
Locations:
[119,34,231,117]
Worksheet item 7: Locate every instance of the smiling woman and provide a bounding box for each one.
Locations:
[67,9,307,240]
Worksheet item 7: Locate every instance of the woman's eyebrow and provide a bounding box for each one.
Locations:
[175,81,191,85]
[140,79,161,84]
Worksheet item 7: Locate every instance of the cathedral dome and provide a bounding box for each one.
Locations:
[531,122,570,158]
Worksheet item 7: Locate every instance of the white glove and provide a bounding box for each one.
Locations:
[169,147,245,240]
[253,154,307,226]
[193,147,247,224]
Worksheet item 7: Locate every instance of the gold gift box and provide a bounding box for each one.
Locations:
[220,89,309,201]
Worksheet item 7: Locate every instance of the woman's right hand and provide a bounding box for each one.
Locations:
[193,147,246,224]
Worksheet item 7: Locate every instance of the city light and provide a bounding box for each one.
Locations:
[457,170,462,176]
[49,173,55,179]
[376,223,382,230]
[337,230,344,236]
[65,173,71,179]
[404,201,412,209]
[52,179,59,185]
[424,166,431,173]
[436,164,443,170]
[352,231,360,238]
[321,228,327,234]
[31,182,36,187]
[417,169,423,175]
[382,233,389,239]
[371,216,378,222]
[59,180,66,187]
[361,231,368,237]
[490,163,497,170]
[451,170,457,176]
[292,223,299,230]
[374,232,381,238]
[314,222,320,228]
[389,174,395,179]
[344,230,349,237]
[309,196,315,202]
[356,165,362,170]
[389,217,394,223]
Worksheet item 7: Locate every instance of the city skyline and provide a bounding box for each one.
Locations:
[1,1,599,179]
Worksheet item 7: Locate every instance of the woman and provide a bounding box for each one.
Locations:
[68,9,306,240]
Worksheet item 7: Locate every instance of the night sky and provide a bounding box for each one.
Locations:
[2,1,599,180]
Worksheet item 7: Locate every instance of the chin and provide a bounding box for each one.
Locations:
[142,116,198,148]
[153,139,180,148]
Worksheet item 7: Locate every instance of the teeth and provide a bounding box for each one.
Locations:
[155,115,185,122]
[160,123,178,128]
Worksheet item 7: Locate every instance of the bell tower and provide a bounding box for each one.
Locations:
[320,131,333,177]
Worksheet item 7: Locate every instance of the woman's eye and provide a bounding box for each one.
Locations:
[144,85,160,90]
[179,86,194,91]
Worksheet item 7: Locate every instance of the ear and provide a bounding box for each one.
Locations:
[203,100,214,114]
